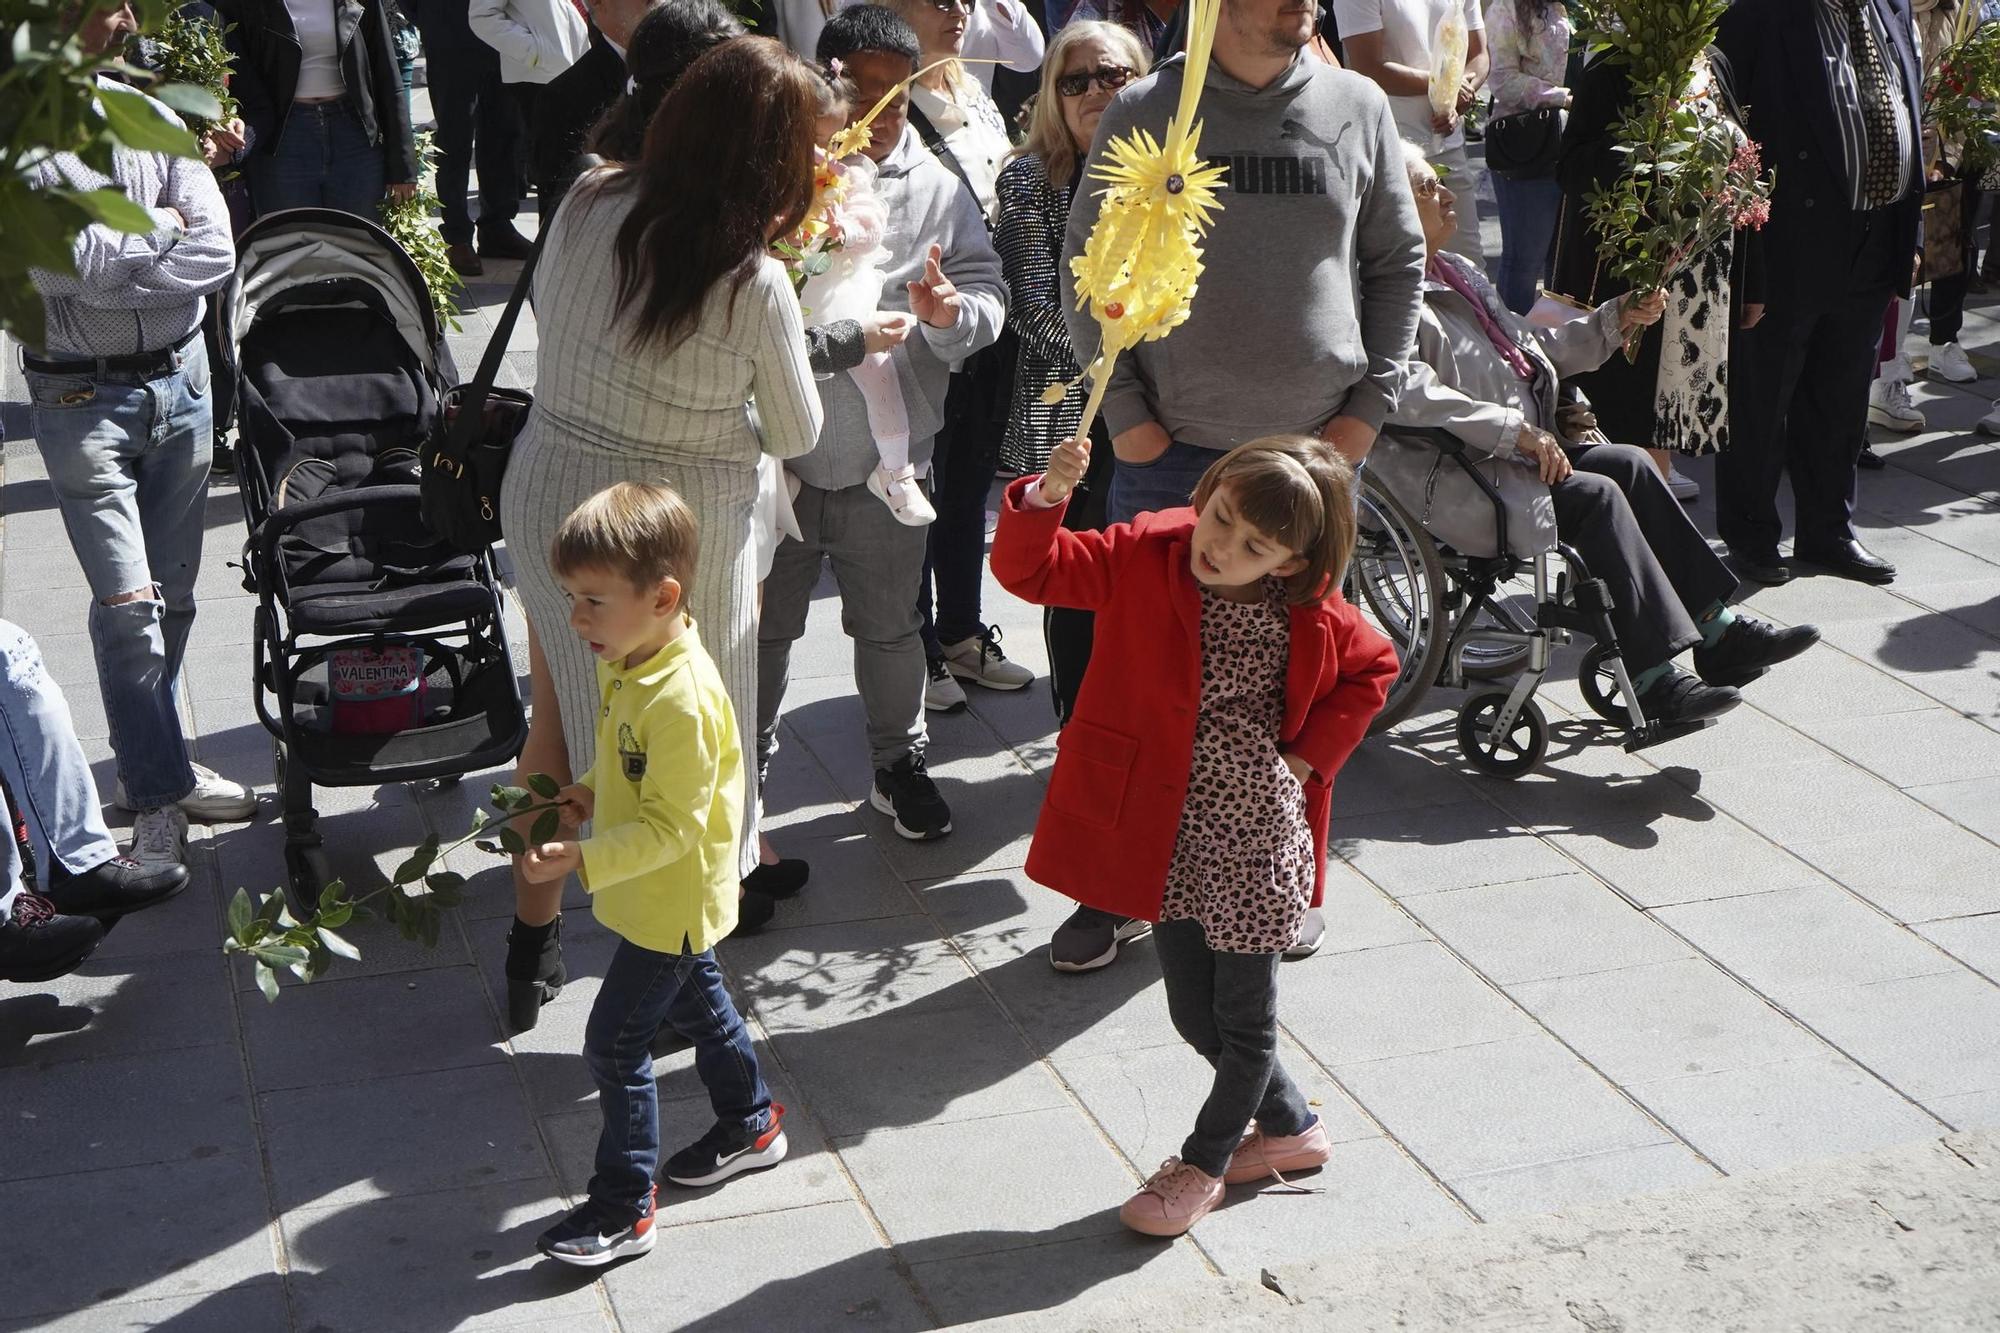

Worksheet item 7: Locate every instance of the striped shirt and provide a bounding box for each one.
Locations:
[25,79,235,358]
[1812,0,1920,209]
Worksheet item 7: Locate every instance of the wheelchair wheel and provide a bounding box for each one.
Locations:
[1351,473,1449,733]
[1458,629,1533,681]
[1456,689,1548,778]
[1578,643,1631,725]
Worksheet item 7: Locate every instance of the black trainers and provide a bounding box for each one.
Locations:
[1050,904,1152,972]
[536,1185,656,1267]
[870,752,952,841]
[47,855,188,920]
[1693,615,1822,688]
[664,1105,790,1188]
[1636,666,1741,726]
[742,858,810,899]
[730,888,776,938]
[0,893,107,983]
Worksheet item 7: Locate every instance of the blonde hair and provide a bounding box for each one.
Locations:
[1016,21,1150,189]
[1190,436,1359,606]
[551,480,701,591]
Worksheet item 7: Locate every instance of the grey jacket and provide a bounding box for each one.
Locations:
[785,124,1008,493]
[1372,252,1625,558]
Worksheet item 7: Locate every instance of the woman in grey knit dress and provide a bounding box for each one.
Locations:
[498,36,825,1029]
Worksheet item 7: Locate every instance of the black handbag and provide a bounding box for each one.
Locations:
[1484,105,1565,180]
[422,223,548,554]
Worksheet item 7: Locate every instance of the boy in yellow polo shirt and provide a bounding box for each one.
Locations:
[522,481,786,1268]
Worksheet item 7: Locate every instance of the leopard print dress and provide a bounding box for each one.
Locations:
[1158,580,1318,955]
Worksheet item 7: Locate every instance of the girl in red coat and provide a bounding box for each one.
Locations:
[991,432,1399,1239]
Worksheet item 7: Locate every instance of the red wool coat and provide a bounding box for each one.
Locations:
[990,478,1401,923]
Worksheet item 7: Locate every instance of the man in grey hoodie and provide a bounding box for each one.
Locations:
[1046,0,1424,972]
[1060,0,1426,528]
[757,6,1008,845]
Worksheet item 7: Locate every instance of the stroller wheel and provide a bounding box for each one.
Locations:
[1578,644,1633,725]
[1457,690,1548,779]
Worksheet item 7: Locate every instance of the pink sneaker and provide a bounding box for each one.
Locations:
[1224,1117,1331,1186]
[1119,1158,1225,1237]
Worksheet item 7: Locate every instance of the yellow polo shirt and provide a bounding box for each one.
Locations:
[577,619,741,954]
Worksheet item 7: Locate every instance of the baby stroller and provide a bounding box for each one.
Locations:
[218,208,526,911]
[1347,427,1712,777]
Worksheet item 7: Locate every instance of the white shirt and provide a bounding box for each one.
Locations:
[910,80,1011,224]
[962,0,1046,92]
[1332,0,1485,153]
[286,0,348,99]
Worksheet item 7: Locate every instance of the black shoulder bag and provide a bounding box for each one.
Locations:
[422,224,548,554]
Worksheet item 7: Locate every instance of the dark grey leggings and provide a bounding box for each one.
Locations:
[1153,917,1312,1177]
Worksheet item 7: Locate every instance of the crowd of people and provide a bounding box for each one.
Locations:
[4,0,1990,1266]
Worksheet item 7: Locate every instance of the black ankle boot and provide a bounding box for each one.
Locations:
[505,914,565,1032]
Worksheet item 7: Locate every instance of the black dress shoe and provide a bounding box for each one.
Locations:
[1857,446,1888,471]
[742,858,810,900]
[1637,667,1742,726]
[47,855,189,920]
[1693,615,1822,688]
[0,893,105,983]
[446,242,484,276]
[1726,547,1793,586]
[1793,539,1897,585]
[477,225,536,260]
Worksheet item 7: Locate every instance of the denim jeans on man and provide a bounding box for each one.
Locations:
[1153,918,1313,1178]
[1106,440,1217,527]
[247,99,387,218]
[24,339,210,809]
[1490,173,1563,315]
[917,413,999,658]
[585,937,773,1215]
[0,621,120,888]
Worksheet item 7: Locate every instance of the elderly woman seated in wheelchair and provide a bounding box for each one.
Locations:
[1350,144,1818,773]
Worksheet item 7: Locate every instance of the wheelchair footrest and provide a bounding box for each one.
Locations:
[1623,717,1715,752]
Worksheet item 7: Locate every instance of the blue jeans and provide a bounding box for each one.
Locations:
[584,937,772,1215]
[0,621,118,906]
[248,100,387,219]
[1106,440,1218,526]
[1491,174,1562,316]
[24,339,210,809]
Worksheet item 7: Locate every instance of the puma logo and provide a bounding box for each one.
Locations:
[1279,117,1354,155]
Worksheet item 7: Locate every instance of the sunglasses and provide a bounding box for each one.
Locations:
[1055,64,1135,98]
[925,0,974,11]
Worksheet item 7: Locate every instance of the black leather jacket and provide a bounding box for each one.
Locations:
[219,0,418,185]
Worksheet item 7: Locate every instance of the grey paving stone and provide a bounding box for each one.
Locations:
[0,1278,290,1333]
[1448,1142,1717,1220]
[0,1042,253,1184]
[1280,940,1536,1067]
[1929,1087,2000,1130]
[603,1199,928,1333]
[725,914,971,1035]
[832,1105,1143,1262]
[1625,1056,1945,1173]
[1819,616,2000,722]
[1732,569,1924,628]
[745,830,918,931]
[0,947,234,1070]
[260,1063,547,1211]
[1791,819,2000,923]
[1547,813,1822,909]
[2,1153,276,1326]
[1691,757,1942,845]
[1333,1033,1674,1183]
[912,1230,1212,1327]
[1313,857,1433,954]
[1630,701,1831,776]
[1655,884,1964,997]
[1804,707,2000,787]
[1323,740,1478,818]
[1400,873,1692,985]
[241,964,504,1093]
[1463,735,1716,834]
[1781,970,2000,1102]
[280,1176,605,1332]
[1332,801,1576,898]
[1917,914,2000,978]
[1908,775,2000,843]
[1509,958,1836,1084]
[1729,641,1941,729]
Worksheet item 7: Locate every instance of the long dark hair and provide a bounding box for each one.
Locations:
[610,37,820,353]
[587,0,744,163]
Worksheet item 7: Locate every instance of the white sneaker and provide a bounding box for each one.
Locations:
[924,657,968,713]
[130,806,189,869]
[1665,464,1700,503]
[1929,341,1977,383]
[941,627,1034,691]
[1284,907,1327,960]
[1867,376,1926,431]
[867,464,936,526]
[116,763,258,822]
[1980,403,2000,436]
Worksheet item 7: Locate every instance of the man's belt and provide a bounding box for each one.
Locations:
[22,327,199,378]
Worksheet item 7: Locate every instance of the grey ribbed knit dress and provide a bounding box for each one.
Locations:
[501,175,825,876]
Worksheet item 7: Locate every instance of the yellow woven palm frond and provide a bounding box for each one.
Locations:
[826,57,1004,159]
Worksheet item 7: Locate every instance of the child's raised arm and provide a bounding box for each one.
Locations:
[989,451,1140,611]
[575,710,722,892]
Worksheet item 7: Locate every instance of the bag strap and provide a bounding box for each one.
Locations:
[905,102,978,202]
[450,212,552,441]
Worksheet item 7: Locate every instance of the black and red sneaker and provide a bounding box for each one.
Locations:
[535,1184,656,1267]
[664,1105,790,1188]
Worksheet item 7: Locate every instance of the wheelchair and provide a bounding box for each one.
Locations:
[1345,427,1716,777]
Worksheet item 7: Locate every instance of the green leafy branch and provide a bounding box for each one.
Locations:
[222,775,568,1001]
[145,9,238,139]
[1927,21,2000,177]
[378,129,464,331]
